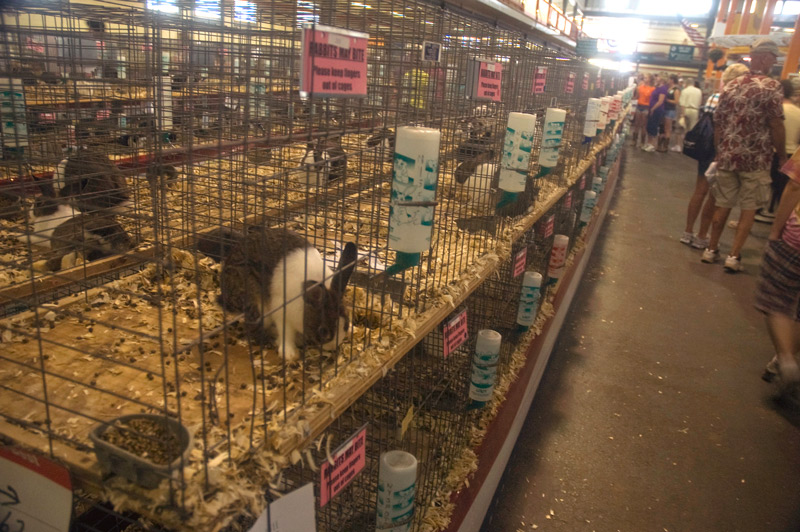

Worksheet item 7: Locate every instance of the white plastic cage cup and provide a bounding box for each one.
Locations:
[0,78,29,151]
[583,98,601,139]
[592,176,604,195]
[376,450,418,532]
[597,97,611,134]
[537,108,566,177]
[547,234,569,284]
[498,112,537,193]
[469,329,502,406]
[580,190,597,225]
[516,271,543,331]
[386,126,441,273]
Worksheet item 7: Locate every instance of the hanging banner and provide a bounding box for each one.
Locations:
[565,71,575,94]
[466,58,502,102]
[300,24,369,98]
[533,66,547,94]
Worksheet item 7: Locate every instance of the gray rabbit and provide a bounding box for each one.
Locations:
[41,213,133,271]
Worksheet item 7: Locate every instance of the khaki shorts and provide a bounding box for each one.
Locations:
[712,168,771,210]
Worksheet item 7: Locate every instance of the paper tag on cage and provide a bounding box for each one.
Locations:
[565,190,573,209]
[565,72,575,94]
[300,24,369,98]
[443,309,468,358]
[320,425,367,507]
[537,214,555,239]
[0,446,72,532]
[533,66,547,94]
[579,174,586,190]
[513,248,527,278]
[400,405,414,438]
[249,483,317,532]
[582,72,589,91]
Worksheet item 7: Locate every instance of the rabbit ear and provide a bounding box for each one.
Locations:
[331,242,357,294]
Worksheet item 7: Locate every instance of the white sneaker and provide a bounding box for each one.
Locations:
[727,220,739,229]
[669,145,682,152]
[642,144,656,153]
[701,248,719,263]
[680,231,694,245]
[691,235,709,249]
[723,255,743,272]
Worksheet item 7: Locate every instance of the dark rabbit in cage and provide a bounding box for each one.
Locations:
[52,151,131,213]
[213,227,357,362]
[39,213,133,272]
[365,128,395,160]
[453,150,535,217]
[300,139,347,185]
[456,116,496,160]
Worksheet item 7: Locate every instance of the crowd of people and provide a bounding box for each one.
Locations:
[632,72,703,153]
[634,38,800,394]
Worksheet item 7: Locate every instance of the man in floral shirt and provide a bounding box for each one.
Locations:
[701,39,786,273]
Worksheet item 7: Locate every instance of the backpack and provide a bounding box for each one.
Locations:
[683,111,715,162]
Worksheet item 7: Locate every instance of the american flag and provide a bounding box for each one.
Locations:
[680,18,707,48]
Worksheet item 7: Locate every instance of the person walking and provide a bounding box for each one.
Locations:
[662,74,681,152]
[678,78,703,137]
[633,74,655,148]
[755,152,800,391]
[681,64,750,249]
[755,79,800,223]
[642,76,667,153]
[701,38,785,272]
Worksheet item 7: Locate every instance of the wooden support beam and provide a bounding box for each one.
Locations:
[738,0,754,34]
[725,0,740,34]
[759,0,778,34]
[780,14,800,79]
[718,0,731,22]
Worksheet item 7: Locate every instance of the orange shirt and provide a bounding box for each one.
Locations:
[637,84,655,106]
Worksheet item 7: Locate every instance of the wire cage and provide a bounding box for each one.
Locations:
[0,0,629,529]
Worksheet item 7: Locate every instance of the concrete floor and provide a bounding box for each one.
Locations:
[480,147,800,532]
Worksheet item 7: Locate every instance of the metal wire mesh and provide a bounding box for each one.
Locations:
[0,0,627,529]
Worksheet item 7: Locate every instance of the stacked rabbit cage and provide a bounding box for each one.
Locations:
[0,0,631,530]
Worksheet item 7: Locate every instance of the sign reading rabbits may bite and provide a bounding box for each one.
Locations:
[466,58,502,102]
[320,425,367,507]
[300,24,368,98]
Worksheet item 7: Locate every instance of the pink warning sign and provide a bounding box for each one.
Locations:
[443,309,468,358]
[565,72,575,94]
[300,24,369,98]
[533,66,547,94]
[320,425,367,506]
[478,61,502,102]
[513,248,527,278]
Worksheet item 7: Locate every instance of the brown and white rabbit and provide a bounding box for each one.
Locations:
[218,227,357,362]
[299,140,347,186]
[21,193,75,248]
[39,213,133,271]
[52,152,131,213]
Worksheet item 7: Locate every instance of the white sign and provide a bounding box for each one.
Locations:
[0,446,72,532]
[249,483,316,532]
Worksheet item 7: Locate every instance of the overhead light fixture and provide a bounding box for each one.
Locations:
[690,23,699,28]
